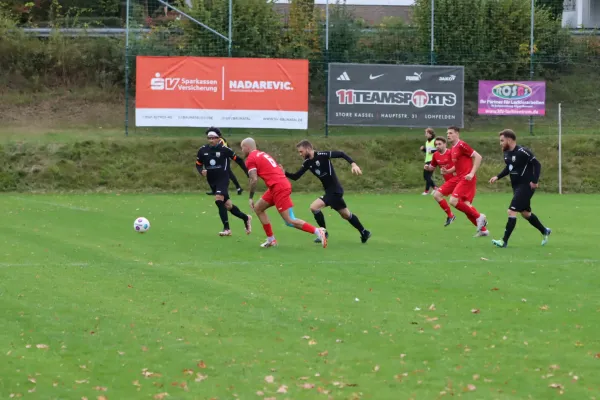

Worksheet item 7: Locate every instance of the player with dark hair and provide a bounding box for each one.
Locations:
[446,126,489,237]
[424,136,457,226]
[196,131,252,236]
[241,137,327,248]
[204,127,243,196]
[489,129,551,248]
[284,140,371,244]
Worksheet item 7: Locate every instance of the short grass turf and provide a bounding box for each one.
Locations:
[0,193,599,400]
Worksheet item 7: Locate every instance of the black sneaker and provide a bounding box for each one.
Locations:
[444,215,456,227]
[314,231,329,243]
[360,230,372,244]
[237,187,243,195]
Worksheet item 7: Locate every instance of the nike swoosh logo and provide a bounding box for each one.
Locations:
[369,74,384,80]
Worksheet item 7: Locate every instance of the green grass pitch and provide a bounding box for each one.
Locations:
[1,193,599,399]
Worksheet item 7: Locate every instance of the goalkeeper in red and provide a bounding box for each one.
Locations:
[241,137,327,249]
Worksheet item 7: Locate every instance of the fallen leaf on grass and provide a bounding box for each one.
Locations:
[197,361,207,369]
[277,385,288,393]
[539,305,550,311]
[466,384,476,391]
[373,365,380,372]
[97,396,108,400]
[93,387,107,392]
[256,391,264,396]
[132,380,141,387]
[550,364,560,371]
[75,379,89,384]
[183,369,194,375]
[28,377,36,384]
[28,388,35,393]
[36,344,48,349]
[154,393,169,399]
[428,304,436,311]
[302,383,315,389]
[264,375,274,384]
[480,257,488,261]
[471,309,480,314]
[549,383,564,389]
[141,346,149,352]
[595,353,600,359]
[195,374,207,382]
[434,324,442,330]
[308,340,317,346]
[491,287,499,291]
[318,350,328,357]
[301,335,310,340]
[473,374,480,381]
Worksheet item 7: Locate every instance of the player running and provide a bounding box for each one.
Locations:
[446,126,489,237]
[283,140,371,244]
[489,129,551,248]
[196,130,252,236]
[240,137,327,248]
[204,127,243,196]
[424,136,457,226]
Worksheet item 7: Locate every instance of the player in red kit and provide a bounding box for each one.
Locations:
[446,126,489,237]
[241,137,328,248]
[424,136,457,226]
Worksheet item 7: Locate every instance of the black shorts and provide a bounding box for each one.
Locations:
[509,185,535,212]
[210,177,230,201]
[320,192,347,211]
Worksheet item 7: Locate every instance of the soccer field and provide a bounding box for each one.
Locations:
[1,193,599,399]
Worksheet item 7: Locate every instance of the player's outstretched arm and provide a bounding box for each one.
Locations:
[233,155,249,176]
[328,151,362,175]
[531,157,541,187]
[467,151,483,178]
[490,165,509,184]
[285,164,309,181]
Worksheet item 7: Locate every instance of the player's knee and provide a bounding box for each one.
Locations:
[449,197,458,206]
[521,211,531,219]
[311,207,321,214]
[215,200,225,208]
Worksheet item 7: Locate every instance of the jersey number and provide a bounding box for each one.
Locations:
[261,153,277,167]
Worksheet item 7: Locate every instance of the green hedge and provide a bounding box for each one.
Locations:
[0,136,598,193]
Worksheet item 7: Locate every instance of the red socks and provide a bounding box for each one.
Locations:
[438,199,453,217]
[455,200,480,220]
[301,222,317,234]
[262,223,274,237]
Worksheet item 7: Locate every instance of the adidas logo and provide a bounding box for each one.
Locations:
[336,72,350,81]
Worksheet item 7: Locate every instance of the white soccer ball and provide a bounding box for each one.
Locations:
[133,217,151,233]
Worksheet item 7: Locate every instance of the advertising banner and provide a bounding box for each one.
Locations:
[478,81,546,116]
[327,63,464,127]
[136,56,309,129]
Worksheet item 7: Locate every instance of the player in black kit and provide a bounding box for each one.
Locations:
[284,140,371,244]
[196,130,252,236]
[489,129,551,248]
[204,127,243,196]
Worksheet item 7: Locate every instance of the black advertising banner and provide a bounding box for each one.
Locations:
[328,63,464,127]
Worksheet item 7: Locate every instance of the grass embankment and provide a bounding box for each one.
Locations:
[0,135,598,193]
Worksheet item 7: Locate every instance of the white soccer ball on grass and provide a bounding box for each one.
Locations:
[133,217,151,233]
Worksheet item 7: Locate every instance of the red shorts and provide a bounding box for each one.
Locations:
[452,178,477,203]
[262,184,294,212]
[437,177,460,197]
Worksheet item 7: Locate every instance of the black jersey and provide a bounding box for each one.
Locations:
[285,151,354,194]
[196,143,244,181]
[497,145,541,187]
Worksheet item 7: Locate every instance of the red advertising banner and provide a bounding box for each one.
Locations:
[136,56,309,129]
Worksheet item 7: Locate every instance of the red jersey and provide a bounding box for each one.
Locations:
[451,140,476,178]
[245,150,290,189]
[431,149,455,181]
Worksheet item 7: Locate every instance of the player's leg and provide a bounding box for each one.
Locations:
[206,183,216,196]
[227,164,243,195]
[492,188,523,247]
[309,197,329,243]
[423,164,435,195]
[449,180,487,233]
[434,181,456,226]
[273,188,326,247]
[214,192,231,236]
[519,189,551,245]
[225,198,252,235]
[253,196,277,247]
[336,205,371,243]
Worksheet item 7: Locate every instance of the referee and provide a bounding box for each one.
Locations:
[489,129,551,248]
